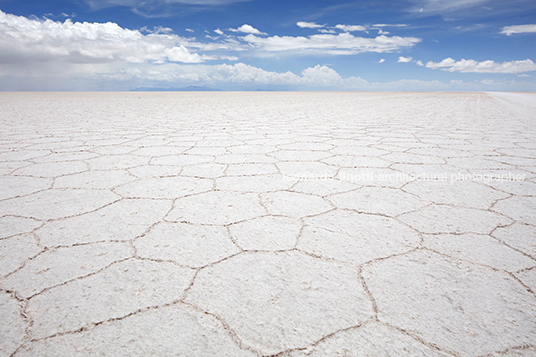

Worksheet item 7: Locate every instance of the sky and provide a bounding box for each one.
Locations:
[0,0,536,91]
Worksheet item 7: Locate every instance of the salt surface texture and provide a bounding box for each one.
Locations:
[1,91,536,356]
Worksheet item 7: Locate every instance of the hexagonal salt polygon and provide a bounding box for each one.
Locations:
[185,251,374,355]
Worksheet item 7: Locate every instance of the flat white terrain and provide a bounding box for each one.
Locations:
[1,91,535,356]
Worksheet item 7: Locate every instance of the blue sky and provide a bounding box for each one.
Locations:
[1,0,535,90]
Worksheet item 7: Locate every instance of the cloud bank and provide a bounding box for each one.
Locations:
[1,9,534,91]
[241,33,421,55]
[0,10,216,64]
[425,57,536,73]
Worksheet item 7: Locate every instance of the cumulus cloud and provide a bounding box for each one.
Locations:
[425,57,536,73]
[2,54,533,91]
[241,33,421,55]
[335,24,368,32]
[119,62,357,88]
[0,8,421,84]
[398,56,413,62]
[3,9,472,91]
[0,10,217,65]
[134,63,462,90]
[165,46,211,62]
[228,24,267,35]
[301,65,342,84]
[379,58,386,63]
[501,24,536,35]
[215,63,301,84]
[297,22,324,29]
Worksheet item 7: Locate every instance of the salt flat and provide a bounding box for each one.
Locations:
[1,91,535,356]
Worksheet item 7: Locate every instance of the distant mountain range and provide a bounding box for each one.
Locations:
[131,85,221,92]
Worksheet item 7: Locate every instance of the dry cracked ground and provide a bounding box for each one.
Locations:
[0,91,536,357]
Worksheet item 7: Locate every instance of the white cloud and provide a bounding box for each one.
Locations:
[185,28,194,32]
[241,33,421,55]
[425,57,536,73]
[2,53,534,91]
[9,10,532,91]
[301,65,341,84]
[140,25,173,34]
[165,46,211,63]
[0,9,217,65]
[335,24,368,32]
[0,8,421,85]
[416,60,424,66]
[131,63,468,90]
[210,63,299,84]
[117,62,350,88]
[297,22,324,29]
[228,24,267,35]
[501,24,536,35]
[398,56,413,62]
[221,55,239,61]
[189,63,341,87]
[373,24,407,27]
[379,58,386,63]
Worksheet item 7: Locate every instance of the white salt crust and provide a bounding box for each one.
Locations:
[1,91,535,356]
